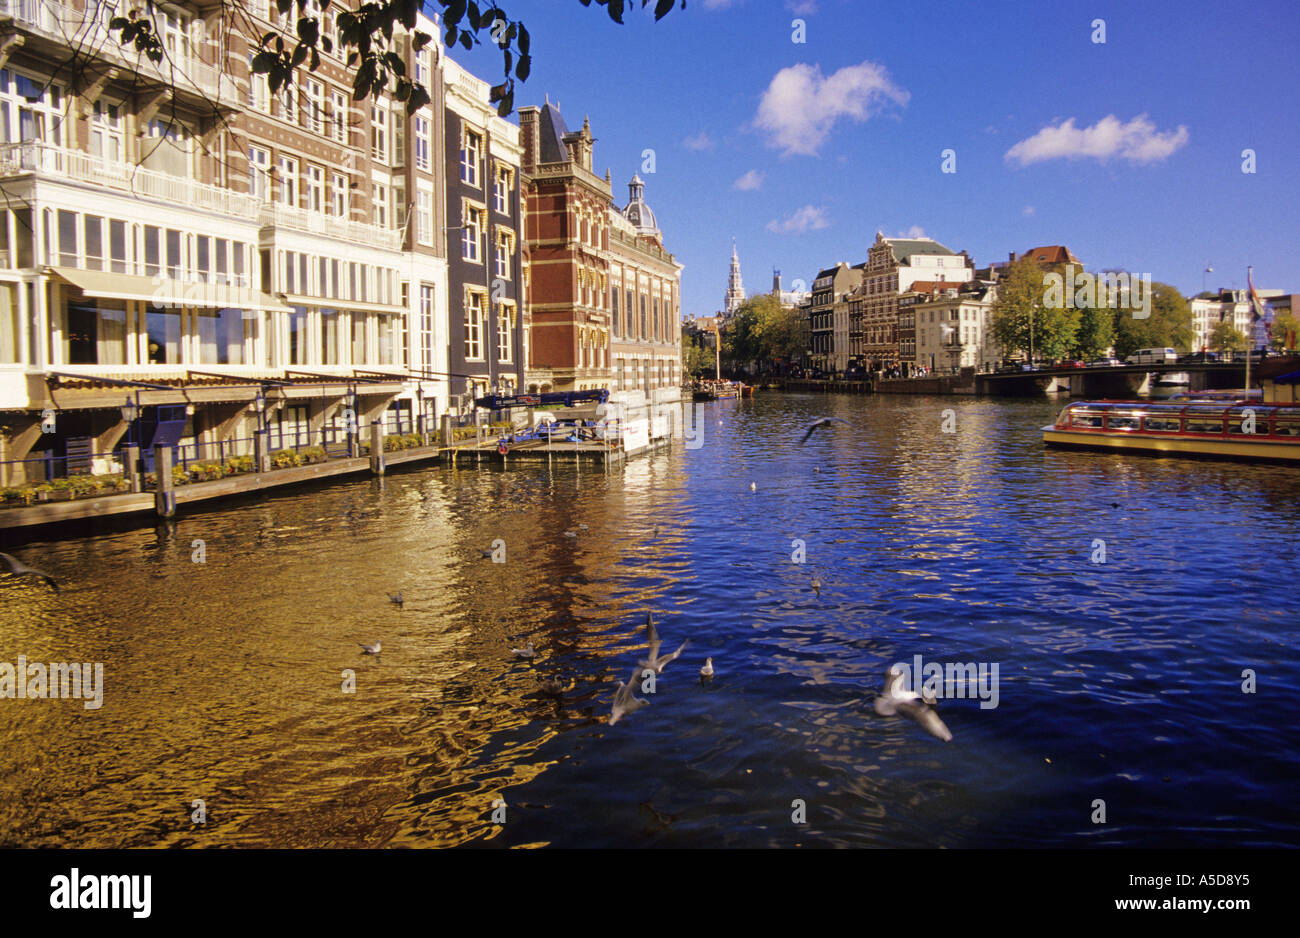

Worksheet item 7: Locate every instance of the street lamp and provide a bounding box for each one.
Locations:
[120,395,138,424]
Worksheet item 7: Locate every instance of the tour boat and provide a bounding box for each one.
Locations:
[1042,400,1300,463]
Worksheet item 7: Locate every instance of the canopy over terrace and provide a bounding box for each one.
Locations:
[45,267,291,314]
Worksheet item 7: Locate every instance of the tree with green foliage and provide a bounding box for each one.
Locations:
[1209,321,1248,354]
[1073,301,1116,360]
[1268,311,1300,351]
[990,257,1079,362]
[1111,282,1193,358]
[110,0,684,119]
[681,337,713,378]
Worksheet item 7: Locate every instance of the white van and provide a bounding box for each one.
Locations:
[1126,347,1177,365]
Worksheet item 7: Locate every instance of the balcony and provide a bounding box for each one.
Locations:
[258,202,403,252]
[0,0,238,105]
[0,141,260,219]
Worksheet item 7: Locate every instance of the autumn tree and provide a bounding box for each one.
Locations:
[1209,321,1247,354]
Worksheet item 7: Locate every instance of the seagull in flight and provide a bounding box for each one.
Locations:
[0,552,58,590]
[873,664,952,742]
[610,664,650,725]
[638,612,688,674]
[699,657,714,681]
[512,641,535,659]
[800,416,850,444]
[358,640,382,655]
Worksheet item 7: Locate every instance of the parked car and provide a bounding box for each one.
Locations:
[1088,358,1122,367]
[1126,347,1177,365]
[1063,360,1086,369]
[1178,351,1220,364]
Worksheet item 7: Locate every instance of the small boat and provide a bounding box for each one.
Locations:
[692,380,742,401]
[1043,400,1300,463]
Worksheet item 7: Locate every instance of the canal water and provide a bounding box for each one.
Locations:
[2,393,1297,848]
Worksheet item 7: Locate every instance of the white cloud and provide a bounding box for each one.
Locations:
[754,61,909,156]
[683,130,714,151]
[785,0,819,13]
[766,205,830,234]
[888,225,925,238]
[702,0,737,9]
[1022,205,1036,217]
[1005,114,1189,166]
[733,169,764,191]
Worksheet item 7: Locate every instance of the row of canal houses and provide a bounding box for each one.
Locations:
[0,1,683,485]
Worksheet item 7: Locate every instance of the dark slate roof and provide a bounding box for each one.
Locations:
[886,238,958,261]
[538,103,570,164]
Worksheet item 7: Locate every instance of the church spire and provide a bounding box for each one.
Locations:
[723,240,745,316]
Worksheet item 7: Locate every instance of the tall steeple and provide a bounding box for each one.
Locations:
[723,239,745,316]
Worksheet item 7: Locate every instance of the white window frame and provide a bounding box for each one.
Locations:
[370,103,388,163]
[304,78,324,134]
[331,90,348,143]
[249,145,271,200]
[330,172,348,218]
[462,205,482,262]
[465,290,484,360]
[416,190,432,245]
[278,155,299,206]
[414,115,430,172]
[460,128,481,187]
[306,163,324,213]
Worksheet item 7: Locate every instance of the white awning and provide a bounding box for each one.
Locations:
[48,267,292,312]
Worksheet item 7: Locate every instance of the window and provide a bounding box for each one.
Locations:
[248,146,271,200]
[462,206,483,262]
[330,172,348,217]
[416,191,432,245]
[306,164,324,213]
[497,302,514,363]
[90,100,122,162]
[331,91,348,143]
[414,115,431,172]
[464,291,483,359]
[418,284,434,371]
[611,287,619,336]
[278,155,298,206]
[495,231,512,278]
[494,164,512,214]
[372,183,388,227]
[280,84,297,124]
[370,103,388,162]
[304,78,324,134]
[415,48,431,86]
[351,313,367,364]
[248,55,269,111]
[461,129,481,186]
[141,118,190,177]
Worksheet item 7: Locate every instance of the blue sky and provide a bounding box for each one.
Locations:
[440,0,1300,316]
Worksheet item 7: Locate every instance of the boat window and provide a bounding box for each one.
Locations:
[1184,417,1224,434]
[1270,417,1300,437]
[1143,416,1180,432]
[1070,410,1104,429]
[1106,414,1140,430]
[1227,409,1271,435]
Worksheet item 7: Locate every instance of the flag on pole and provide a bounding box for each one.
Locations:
[1247,268,1273,348]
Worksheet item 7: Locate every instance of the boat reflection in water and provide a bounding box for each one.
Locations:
[1043,399,1300,462]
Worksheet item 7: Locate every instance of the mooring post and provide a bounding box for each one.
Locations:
[441,414,453,448]
[254,429,270,473]
[370,420,386,476]
[154,444,176,518]
[126,444,141,493]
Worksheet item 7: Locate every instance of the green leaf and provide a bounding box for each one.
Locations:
[467,1,481,30]
[503,49,512,75]
[516,23,528,53]
[413,31,431,52]
[407,87,430,115]
[108,16,129,30]
[654,0,675,20]
[459,31,472,51]
[515,54,530,82]
[292,42,309,67]
[607,0,625,23]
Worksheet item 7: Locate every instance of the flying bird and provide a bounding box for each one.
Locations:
[511,641,535,659]
[750,482,757,492]
[0,552,58,590]
[388,591,404,608]
[358,640,382,655]
[638,612,689,674]
[610,664,650,725]
[873,664,952,742]
[699,657,714,681]
[800,416,850,444]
